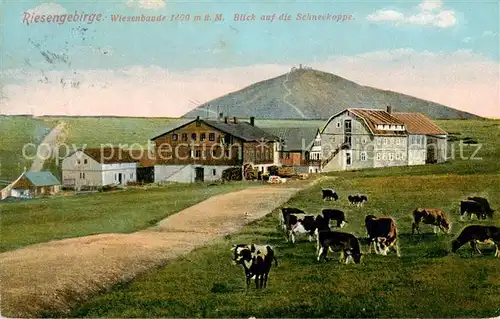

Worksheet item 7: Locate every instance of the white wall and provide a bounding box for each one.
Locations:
[408,135,426,166]
[102,163,137,185]
[154,165,233,183]
[62,151,103,188]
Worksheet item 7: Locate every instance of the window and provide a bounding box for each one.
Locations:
[130,173,133,178]
[225,150,230,158]
[382,153,387,160]
[286,153,291,159]
[336,121,341,128]
[396,152,401,160]
[332,137,336,143]
[396,138,400,145]
[212,169,216,176]
[223,134,231,144]
[362,138,367,144]
[200,133,206,142]
[77,160,81,165]
[346,152,352,166]
[384,138,388,145]
[191,133,197,141]
[172,134,178,141]
[361,151,367,161]
[84,159,88,164]
[377,138,381,145]
[209,133,215,141]
[182,133,188,141]
[376,152,381,160]
[389,153,394,160]
[195,150,202,158]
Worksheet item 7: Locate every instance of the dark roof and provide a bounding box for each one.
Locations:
[348,108,407,136]
[83,148,141,164]
[204,120,279,142]
[263,127,319,151]
[151,118,279,142]
[24,171,60,186]
[392,112,448,135]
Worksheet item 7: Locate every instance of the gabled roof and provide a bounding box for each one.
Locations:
[392,112,448,135]
[78,148,141,164]
[347,108,406,136]
[151,118,279,142]
[263,127,319,151]
[24,171,60,186]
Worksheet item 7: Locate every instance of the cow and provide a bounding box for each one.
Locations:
[365,215,401,257]
[467,196,495,219]
[280,207,306,231]
[322,189,339,201]
[451,225,500,257]
[316,231,362,264]
[321,209,347,228]
[348,194,368,207]
[231,244,278,289]
[412,208,452,235]
[285,214,317,243]
[460,200,488,220]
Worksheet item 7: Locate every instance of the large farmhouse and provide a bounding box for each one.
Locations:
[320,106,448,172]
[151,115,280,183]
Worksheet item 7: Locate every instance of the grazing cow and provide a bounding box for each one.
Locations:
[467,196,495,219]
[316,231,362,264]
[348,194,368,207]
[412,208,452,235]
[321,209,347,228]
[365,215,401,257]
[451,225,500,257]
[322,189,339,201]
[460,200,488,220]
[280,207,306,231]
[231,244,278,289]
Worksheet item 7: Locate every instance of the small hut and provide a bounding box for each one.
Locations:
[10,171,61,198]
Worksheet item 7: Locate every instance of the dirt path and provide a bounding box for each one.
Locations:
[30,121,66,172]
[0,180,322,317]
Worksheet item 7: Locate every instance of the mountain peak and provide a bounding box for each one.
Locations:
[182,68,478,120]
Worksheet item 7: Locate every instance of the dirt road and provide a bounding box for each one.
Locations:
[30,121,66,172]
[0,180,320,317]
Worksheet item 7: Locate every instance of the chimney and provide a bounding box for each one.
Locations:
[233,116,237,124]
[386,105,392,114]
[250,116,255,126]
[219,112,224,121]
[224,116,228,124]
[196,116,200,121]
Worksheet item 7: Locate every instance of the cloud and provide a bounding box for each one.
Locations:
[462,37,473,43]
[125,0,166,9]
[23,2,66,18]
[462,30,498,44]
[367,0,457,28]
[1,49,499,119]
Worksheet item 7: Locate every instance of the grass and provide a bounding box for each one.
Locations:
[0,116,57,182]
[0,181,252,252]
[71,173,500,318]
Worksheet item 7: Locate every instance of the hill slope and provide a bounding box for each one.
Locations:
[182,69,478,120]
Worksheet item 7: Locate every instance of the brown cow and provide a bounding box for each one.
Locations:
[412,208,452,235]
[365,215,401,257]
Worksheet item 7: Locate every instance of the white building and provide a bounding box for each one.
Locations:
[61,148,138,189]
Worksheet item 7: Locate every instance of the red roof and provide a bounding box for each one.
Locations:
[348,108,406,136]
[392,112,447,135]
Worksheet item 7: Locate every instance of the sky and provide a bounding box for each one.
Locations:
[1,0,499,118]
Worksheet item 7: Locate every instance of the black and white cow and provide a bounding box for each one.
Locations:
[321,209,347,228]
[286,214,331,244]
[316,231,362,264]
[231,244,278,289]
[348,194,368,207]
[280,207,306,231]
[451,225,500,257]
[322,189,339,201]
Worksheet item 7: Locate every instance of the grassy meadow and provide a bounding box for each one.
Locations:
[0,116,57,182]
[71,173,500,318]
[0,181,252,252]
